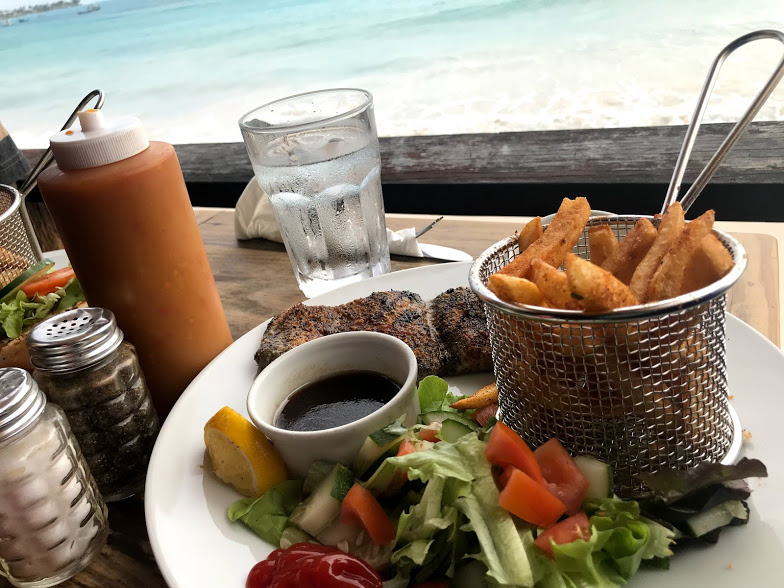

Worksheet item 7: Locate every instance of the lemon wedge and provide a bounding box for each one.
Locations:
[204,406,288,497]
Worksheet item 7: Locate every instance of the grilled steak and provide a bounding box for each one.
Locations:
[429,287,493,375]
[256,290,444,377]
[255,287,491,378]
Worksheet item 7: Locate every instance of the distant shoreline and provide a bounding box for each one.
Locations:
[1,0,80,20]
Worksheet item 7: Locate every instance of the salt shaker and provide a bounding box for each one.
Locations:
[28,307,160,502]
[0,368,108,587]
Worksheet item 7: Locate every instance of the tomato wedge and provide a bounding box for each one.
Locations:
[498,464,515,488]
[534,512,591,558]
[485,422,545,485]
[20,267,75,298]
[498,468,566,528]
[534,438,589,515]
[418,427,440,443]
[473,403,498,427]
[340,483,396,545]
[396,439,416,457]
[392,439,418,486]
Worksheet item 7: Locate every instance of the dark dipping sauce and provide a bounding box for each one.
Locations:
[275,371,401,432]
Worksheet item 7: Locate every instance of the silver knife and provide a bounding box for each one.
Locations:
[418,243,473,262]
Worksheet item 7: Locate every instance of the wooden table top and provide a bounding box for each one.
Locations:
[13,209,778,588]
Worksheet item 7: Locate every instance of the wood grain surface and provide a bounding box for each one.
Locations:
[3,210,777,588]
[22,121,784,187]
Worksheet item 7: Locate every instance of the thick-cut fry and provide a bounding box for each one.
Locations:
[450,383,499,410]
[629,202,685,301]
[530,259,582,310]
[647,210,715,302]
[601,218,657,285]
[499,197,591,279]
[518,217,543,252]
[588,225,618,267]
[488,273,547,306]
[681,233,734,293]
[565,253,639,312]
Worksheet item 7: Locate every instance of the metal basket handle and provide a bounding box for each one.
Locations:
[662,29,784,214]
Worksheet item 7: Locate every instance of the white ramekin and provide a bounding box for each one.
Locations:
[247,332,419,477]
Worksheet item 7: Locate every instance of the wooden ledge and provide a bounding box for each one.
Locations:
[22,121,784,187]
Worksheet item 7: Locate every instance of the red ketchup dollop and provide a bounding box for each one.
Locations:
[246,543,383,588]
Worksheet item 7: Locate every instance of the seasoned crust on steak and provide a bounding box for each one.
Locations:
[429,287,493,375]
[254,304,346,367]
[255,290,445,378]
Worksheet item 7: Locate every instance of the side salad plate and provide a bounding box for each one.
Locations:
[145,262,784,587]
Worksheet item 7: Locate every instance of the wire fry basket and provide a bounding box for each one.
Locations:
[469,216,747,496]
[0,185,39,287]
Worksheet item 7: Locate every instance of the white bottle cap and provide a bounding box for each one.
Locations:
[49,110,150,170]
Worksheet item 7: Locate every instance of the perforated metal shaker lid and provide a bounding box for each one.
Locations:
[0,368,46,444]
[28,307,124,373]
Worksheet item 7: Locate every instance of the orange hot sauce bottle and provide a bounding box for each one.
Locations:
[37,110,233,418]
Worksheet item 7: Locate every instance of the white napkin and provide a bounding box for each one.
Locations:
[235,179,425,257]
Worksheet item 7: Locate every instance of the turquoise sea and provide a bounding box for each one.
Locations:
[1,0,783,147]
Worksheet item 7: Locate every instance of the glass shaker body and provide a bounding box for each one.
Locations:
[28,308,160,502]
[0,369,108,587]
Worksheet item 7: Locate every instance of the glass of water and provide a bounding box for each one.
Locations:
[239,89,391,297]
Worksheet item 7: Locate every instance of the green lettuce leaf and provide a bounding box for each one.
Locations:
[55,278,85,311]
[452,433,534,587]
[0,290,57,338]
[417,375,462,413]
[389,433,534,587]
[522,496,675,587]
[639,457,768,504]
[227,479,302,546]
[389,446,468,579]
[388,440,475,486]
[0,278,86,339]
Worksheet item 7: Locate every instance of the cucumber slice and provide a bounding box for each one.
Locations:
[0,259,55,303]
[303,461,334,495]
[574,455,613,499]
[369,428,400,447]
[421,411,479,431]
[352,432,404,477]
[438,418,475,443]
[330,465,355,501]
[279,526,316,549]
[364,459,399,495]
[685,500,748,537]
[289,464,354,537]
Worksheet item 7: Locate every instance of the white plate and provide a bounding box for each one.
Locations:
[145,262,784,587]
[42,249,69,269]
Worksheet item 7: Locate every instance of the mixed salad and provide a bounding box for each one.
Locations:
[0,262,82,339]
[228,376,767,587]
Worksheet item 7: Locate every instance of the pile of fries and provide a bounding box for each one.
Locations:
[487,197,734,312]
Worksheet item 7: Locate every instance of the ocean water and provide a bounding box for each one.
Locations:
[1,0,783,147]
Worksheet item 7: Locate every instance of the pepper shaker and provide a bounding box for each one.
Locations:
[28,307,160,502]
[0,368,108,587]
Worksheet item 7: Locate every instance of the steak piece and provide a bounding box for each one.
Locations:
[429,287,493,375]
[255,303,347,367]
[255,290,445,378]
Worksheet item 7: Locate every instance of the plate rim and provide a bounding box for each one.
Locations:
[144,262,784,587]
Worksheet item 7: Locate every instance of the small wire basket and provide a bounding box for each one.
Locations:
[0,185,39,287]
[469,216,747,495]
